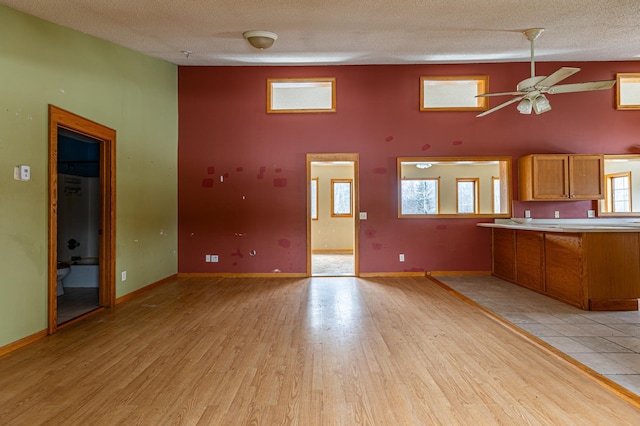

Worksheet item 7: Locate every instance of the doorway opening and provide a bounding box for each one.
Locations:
[307,153,359,276]
[48,105,116,333]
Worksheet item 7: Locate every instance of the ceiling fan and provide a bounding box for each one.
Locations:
[476,28,616,117]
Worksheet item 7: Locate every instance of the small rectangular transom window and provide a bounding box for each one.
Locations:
[616,73,640,110]
[267,78,336,113]
[420,76,489,112]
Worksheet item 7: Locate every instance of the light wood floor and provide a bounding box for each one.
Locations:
[1,276,639,425]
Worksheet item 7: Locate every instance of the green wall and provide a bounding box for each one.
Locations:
[0,6,178,347]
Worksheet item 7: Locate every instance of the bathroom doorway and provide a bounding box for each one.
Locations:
[306,153,359,276]
[48,105,115,333]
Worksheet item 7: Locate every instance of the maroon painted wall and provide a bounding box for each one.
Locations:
[178,62,640,274]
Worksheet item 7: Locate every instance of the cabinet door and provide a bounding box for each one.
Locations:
[531,155,569,199]
[515,231,544,292]
[544,233,585,308]
[568,155,604,199]
[492,228,515,281]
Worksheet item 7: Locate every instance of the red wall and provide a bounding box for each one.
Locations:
[178,62,640,274]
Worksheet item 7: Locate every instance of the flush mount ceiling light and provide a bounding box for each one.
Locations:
[243,30,278,49]
[416,163,433,169]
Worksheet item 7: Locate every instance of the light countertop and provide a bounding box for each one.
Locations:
[478,219,640,233]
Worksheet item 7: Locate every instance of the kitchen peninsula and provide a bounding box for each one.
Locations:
[479,220,640,311]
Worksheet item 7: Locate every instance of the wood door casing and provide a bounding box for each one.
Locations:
[48,105,116,333]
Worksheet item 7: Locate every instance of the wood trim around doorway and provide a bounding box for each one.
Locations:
[306,153,360,276]
[48,105,116,334]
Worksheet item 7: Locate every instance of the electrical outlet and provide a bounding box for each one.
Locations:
[14,165,31,181]
[399,254,405,262]
[121,271,127,281]
[587,210,595,218]
[554,211,560,219]
[524,210,531,218]
[211,255,219,262]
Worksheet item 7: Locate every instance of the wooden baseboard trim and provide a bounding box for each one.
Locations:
[589,298,639,311]
[359,272,426,278]
[428,275,640,410]
[0,329,48,357]
[177,272,307,278]
[312,249,354,254]
[428,270,491,276]
[116,274,178,305]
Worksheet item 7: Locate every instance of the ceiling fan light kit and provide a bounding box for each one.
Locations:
[243,30,278,49]
[517,98,532,114]
[476,28,616,117]
[533,94,551,114]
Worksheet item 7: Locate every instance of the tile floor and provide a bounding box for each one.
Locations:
[312,253,355,276]
[433,274,640,397]
[57,287,99,324]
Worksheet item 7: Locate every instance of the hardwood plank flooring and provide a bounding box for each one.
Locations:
[1,276,639,424]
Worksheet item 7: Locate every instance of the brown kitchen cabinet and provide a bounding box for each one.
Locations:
[492,228,515,281]
[515,231,544,292]
[544,233,584,307]
[491,228,543,288]
[518,154,604,201]
[490,227,640,310]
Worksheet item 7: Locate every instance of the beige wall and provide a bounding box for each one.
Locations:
[311,164,355,251]
[0,6,178,347]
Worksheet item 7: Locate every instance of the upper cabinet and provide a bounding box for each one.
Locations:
[519,154,604,201]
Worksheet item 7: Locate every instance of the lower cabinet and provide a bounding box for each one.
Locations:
[491,228,640,311]
[492,228,515,281]
[544,233,584,307]
[515,231,544,292]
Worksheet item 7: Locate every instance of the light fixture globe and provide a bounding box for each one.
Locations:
[243,30,278,49]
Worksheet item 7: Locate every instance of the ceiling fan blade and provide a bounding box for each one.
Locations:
[477,91,526,97]
[548,80,616,94]
[476,96,524,117]
[535,67,581,89]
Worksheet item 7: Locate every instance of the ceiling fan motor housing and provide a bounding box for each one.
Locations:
[517,76,547,92]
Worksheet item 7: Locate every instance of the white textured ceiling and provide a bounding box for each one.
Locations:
[2,0,640,66]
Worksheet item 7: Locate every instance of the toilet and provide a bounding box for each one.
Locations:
[56,262,71,296]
